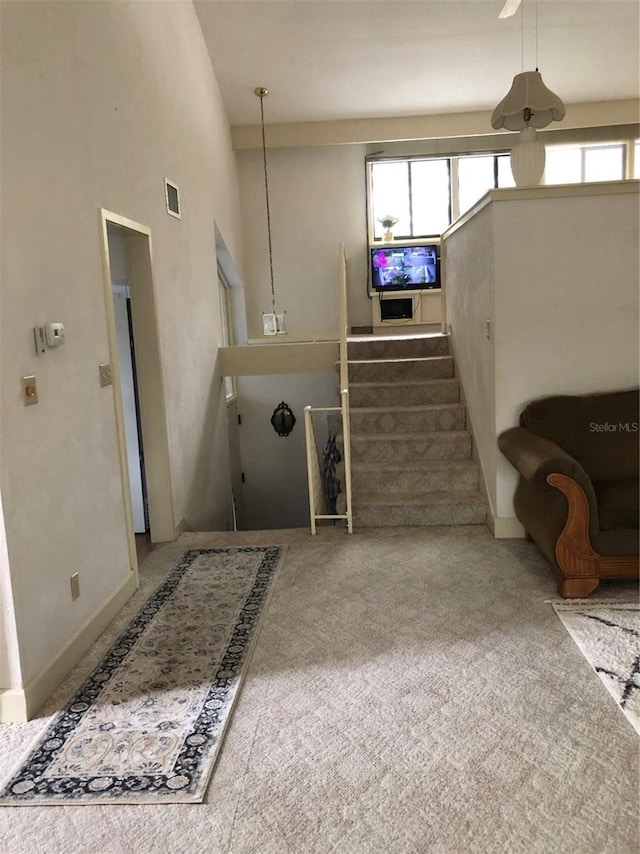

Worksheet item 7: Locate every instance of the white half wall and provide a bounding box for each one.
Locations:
[444,181,639,531]
[0,0,243,708]
[493,183,640,519]
[443,205,497,514]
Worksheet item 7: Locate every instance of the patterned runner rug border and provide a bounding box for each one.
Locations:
[0,545,287,806]
[549,599,639,737]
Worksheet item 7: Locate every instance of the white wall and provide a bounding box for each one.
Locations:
[443,205,497,512]
[443,182,640,530]
[237,145,370,340]
[0,1,243,702]
[493,185,640,518]
[236,373,339,529]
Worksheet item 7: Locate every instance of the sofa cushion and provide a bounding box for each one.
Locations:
[593,480,639,530]
[520,389,639,482]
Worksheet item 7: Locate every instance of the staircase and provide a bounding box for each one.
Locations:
[340,333,487,527]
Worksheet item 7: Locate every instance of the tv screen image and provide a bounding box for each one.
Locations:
[371,245,439,291]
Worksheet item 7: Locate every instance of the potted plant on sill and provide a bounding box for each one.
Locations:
[378,215,399,243]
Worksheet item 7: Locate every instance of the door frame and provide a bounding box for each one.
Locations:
[99,209,175,578]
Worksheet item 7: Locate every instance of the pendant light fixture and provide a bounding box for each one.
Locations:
[255,87,285,336]
[491,3,565,186]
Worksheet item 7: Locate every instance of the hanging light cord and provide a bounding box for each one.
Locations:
[520,2,524,72]
[256,88,276,316]
[535,0,539,70]
[521,2,539,72]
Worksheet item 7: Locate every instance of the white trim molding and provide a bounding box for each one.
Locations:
[490,516,526,539]
[0,573,138,722]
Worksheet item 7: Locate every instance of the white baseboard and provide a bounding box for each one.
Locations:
[173,517,192,538]
[491,516,526,539]
[0,572,138,723]
[0,690,28,722]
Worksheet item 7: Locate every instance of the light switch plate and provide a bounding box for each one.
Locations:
[33,326,46,355]
[22,375,38,406]
[70,573,80,600]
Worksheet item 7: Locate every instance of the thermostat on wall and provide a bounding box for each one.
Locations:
[45,322,65,346]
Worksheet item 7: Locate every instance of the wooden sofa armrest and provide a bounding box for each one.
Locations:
[546,473,599,597]
[547,473,640,598]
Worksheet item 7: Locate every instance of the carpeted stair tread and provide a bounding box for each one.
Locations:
[351,430,470,443]
[355,490,486,507]
[348,379,459,392]
[350,403,464,414]
[348,458,479,474]
[348,356,454,383]
[346,490,487,526]
[349,403,465,433]
[349,432,472,463]
[347,334,449,361]
[349,355,452,366]
[344,458,480,493]
[348,378,460,406]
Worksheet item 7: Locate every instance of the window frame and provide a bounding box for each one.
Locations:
[217,264,236,404]
[368,150,512,243]
[367,139,637,244]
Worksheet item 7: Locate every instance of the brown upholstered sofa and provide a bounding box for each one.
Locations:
[498,389,639,598]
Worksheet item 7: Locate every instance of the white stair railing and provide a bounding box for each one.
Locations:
[304,244,353,534]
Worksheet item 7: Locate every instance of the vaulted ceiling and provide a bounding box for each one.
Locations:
[195,0,640,128]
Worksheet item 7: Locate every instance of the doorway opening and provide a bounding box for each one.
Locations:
[100,210,175,578]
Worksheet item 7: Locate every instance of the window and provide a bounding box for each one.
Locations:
[370,159,449,239]
[370,152,513,239]
[457,154,515,216]
[369,140,634,241]
[545,143,625,185]
[218,266,235,401]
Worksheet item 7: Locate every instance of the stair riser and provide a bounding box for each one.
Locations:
[353,505,487,527]
[349,359,453,383]
[348,337,449,360]
[349,468,479,494]
[349,382,460,407]
[350,435,471,463]
[350,408,465,434]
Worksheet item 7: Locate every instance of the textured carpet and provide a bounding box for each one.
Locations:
[0,527,637,853]
[0,547,284,805]
[345,334,486,527]
[551,600,640,735]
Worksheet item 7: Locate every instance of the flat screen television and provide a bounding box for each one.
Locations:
[370,244,440,291]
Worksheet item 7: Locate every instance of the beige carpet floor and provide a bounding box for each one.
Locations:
[0,526,637,853]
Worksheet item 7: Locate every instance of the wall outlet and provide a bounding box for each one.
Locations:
[99,363,112,387]
[70,572,80,600]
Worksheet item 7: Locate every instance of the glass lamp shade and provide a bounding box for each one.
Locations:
[491,70,565,131]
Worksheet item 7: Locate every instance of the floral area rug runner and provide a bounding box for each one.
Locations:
[0,546,285,805]
[551,600,640,735]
